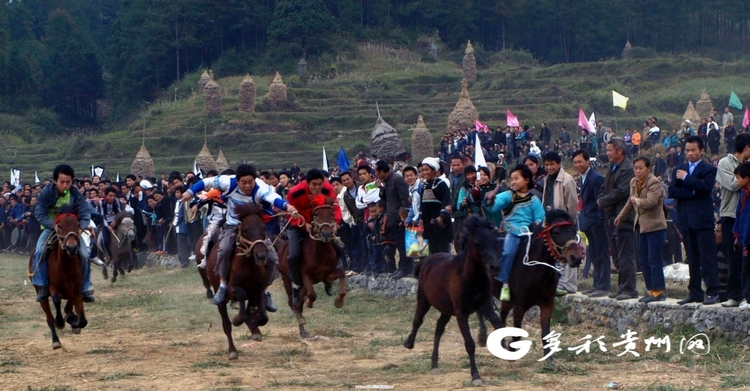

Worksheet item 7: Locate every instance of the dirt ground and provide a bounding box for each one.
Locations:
[0,254,741,391]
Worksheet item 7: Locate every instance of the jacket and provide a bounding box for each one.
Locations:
[598,157,635,226]
[36,183,91,230]
[342,186,364,224]
[617,174,667,233]
[287,180,342,229]
[717,154,741,218]
[578,167,605,231]
[541,169,578,219]
[668,160,717,231]
[381,171,410,228]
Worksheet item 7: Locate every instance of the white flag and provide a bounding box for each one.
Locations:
[588,112,596,134]
[34,171,40,184]
[322,147,329,172]
[91,165,95,178]
[10,168,20,187]
[193,161,203,179]
[474,133,487,179]
[116,172,120,182]
[93,166,104,178]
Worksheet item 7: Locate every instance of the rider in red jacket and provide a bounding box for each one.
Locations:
[286,169,345,305]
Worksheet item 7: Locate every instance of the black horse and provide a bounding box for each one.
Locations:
[403,215,503,386]
[477,209,583,360]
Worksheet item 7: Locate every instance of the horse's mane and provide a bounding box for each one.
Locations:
[113,211,133,226]
[455,215,494,253]
[234,203,265,220]
[56,204,78,216]
[544,209,572,225]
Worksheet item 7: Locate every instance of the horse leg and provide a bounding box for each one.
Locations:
[102,263,108,280]
[199,269,214,299]
[456,314,482,385]
[483,299,504,330]
[126,250,134,272]
[244,316,263,341]
[64,300,78,328]
[539,301,555,362]
[303,275,317,309]
[430,313,451,374]
[333,268,346,308]
[69,298,87,334]
[283,275,308,338]
[217,303,238,360]
[39,299,61,349]
[52,294,64,330]
[503,305,527,353]
[232,287,248,327]
[476,312,487,348]
[111,259,118,283]
[116,255,126,277]
[403,291,431,349]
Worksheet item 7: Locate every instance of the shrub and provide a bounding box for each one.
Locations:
[25,108,62,135]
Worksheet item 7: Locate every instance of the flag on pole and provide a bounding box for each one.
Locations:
[322,147,329,172]
[588,112,596,134]
[506,110,519,127]
[93,166,104,178]
[578,109,592,133]
[336,147,350,173]
[116,172,120,183]
[193,161,203,179]
[729,91,743,110]
[34,171,40,184]
[474,133,487,179]
[10,168,20,188]
[743,107,750,129]
[474,119,489,133]
[90,165,95,178]
[612,90,629,110]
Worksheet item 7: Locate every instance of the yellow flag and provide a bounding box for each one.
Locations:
[612,90,629,110]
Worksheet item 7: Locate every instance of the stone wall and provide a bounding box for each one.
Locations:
[345,275,418,299]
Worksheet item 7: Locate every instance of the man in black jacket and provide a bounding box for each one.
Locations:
[340,171,365,274]
[375,161,411,279]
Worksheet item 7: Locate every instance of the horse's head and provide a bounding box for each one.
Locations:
[115,212,137,241]
[540,209,583,267]
[235,203,268,265]
[54,207,81,257]
[460,215,502,275]
[310,195,335,242]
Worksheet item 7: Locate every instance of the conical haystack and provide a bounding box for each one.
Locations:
[683,101,701,124]
[371,104,407,161]
[198,70,210,94]
[268,71,288,106]
[696,90,714,120]
[447,79,479,133]
[411,115,434,164]
[203,76,222,117]
[195,143,218,173]
[463,40,477,83]
[131,145,154,179]
[621,40,632,59]
[216,149,229,172]
[239,74,256,113]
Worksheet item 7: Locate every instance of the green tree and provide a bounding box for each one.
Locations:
[267,0,336,58]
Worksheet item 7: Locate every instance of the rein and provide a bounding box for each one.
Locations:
[235,233,267,257]
[519,220,578,272]
[308,205,337,243]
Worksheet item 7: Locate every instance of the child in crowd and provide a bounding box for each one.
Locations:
[732,161,750,309]
[366,199,386,276]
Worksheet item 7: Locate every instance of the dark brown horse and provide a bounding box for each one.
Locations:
[403,215,502,386]
[28,208,88,349]
[194,231,216,299]
[477,209,583,360]
[204,203,270,360]
[277,196,346,338]
[98,212,136,283]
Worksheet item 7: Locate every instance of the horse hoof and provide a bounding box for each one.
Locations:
[231,314,247,327]
[72,328,81,335]
[430,368,440,374]
[54,322,64,330]
[299,329,310,338]
[403,340,414,349]
[251,333,262,341]
[334,298,344,308]
[472,378,483,386]
[206,291,214,299]
[228,351,238,360]
[52,342,62,350]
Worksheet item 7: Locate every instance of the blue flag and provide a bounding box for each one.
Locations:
[337,147,350,173]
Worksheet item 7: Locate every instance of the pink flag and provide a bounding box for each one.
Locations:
[506,110,519,127]
[744,107,750,129]
[578,108,592,133]
[474,119,488,133]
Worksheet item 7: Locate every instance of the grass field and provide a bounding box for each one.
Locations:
[0,252,748,390]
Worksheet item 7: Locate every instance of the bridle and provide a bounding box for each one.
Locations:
[538,220,579,261]
[111,218,136,248]
[309,204,335,242]
[235,220,267,258]
[54,213,81,250]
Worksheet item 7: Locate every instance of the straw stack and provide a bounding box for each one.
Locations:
[447,79,479,133]
[268,71,288,106]
[239,74,256,113]
[198,70,210,93]
[683,101,701,124]
[411,115,434,164]
[203,76,222,117]
[371,104,407,161]
[195,143,218,173]
[216,149,229,172]
[621,40,633,59]
[462,40,477,83]
[695,90,714,120]
[131,145,154,179]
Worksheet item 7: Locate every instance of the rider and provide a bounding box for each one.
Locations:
[286,169,345,305]
[96,186,126,262]
[196,187,227,268]
[31,164,95,303]
[182,164,297,309]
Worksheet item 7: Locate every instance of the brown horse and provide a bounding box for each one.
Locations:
[204,203,270,360]
[194,231,216,299]
[476,209,584,360]
[277,196,346,338]
[403,215,502,386]
[28,208,88,349]
[98,212,136,283]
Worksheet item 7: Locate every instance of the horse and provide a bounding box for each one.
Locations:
[403,215,503,386]
[277,195,346,338]
[97,212,136,283]
[28,207,88,349]
[194,231,216,299]
[204,203,270,360]
[476,209,584,360]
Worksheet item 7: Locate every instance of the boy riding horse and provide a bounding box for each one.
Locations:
[183,164,297,310]
[286,169,345,305]
[31,164,95,303]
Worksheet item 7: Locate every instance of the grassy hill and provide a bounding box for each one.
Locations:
[3,50,750,179]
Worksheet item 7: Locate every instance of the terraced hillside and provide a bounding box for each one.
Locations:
[3,52,750,177]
